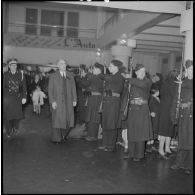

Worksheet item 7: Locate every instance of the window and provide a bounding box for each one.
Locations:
[67,12,79,38]
[25,8,38,35]
[41,10,64,37]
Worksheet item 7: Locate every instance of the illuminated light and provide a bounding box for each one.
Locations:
[127,39,136,48]
[105,0,109,2]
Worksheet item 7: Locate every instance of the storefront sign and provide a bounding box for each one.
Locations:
[6,33,97,50]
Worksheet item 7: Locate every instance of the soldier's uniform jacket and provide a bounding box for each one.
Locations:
[127,77,153,141]
[3,70,27,120]
[100,72,124,130]
[84,73,104,123]
[171,78,193,150]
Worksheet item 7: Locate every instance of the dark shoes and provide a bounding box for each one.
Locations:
[85,136,97,141]
[170,164,181,170]
[133,158,141,162]
[98,146,106,150]
[158,153,170,160]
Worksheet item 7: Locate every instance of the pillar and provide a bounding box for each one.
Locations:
[111,39,136,69]
[180,7,193,62]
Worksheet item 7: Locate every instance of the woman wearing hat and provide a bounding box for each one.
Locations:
[98,59,125,152]
[124,64,153,161]
[3,58,27,138]
[158,69,179,159]
[84,63,104,141]
[170,60,193,174]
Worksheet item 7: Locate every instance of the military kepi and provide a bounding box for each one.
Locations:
[7,58,18,65]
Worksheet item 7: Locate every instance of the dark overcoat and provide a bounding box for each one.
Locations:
[171,78,193,150]
[3,70,27,120]
[48,71,77,129]
[75,75,89,123]
[101,72,124,130]
[148,95,160,134]
[158,78,177,137]
[127,78,153,142]
[85,73,103,124]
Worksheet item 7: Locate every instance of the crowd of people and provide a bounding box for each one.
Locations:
[3,57,193,175]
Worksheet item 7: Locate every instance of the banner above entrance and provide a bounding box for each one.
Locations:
[5,33,97,50]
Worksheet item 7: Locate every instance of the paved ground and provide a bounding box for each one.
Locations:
[2,105,193,194]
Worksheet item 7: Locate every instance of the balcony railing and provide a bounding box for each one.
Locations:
[4,22,97,50]
[6,22,97,39]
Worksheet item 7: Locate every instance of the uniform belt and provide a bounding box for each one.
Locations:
[180,102,193,109]
[130,98,148,105]
[104,92,120,97]
[91,92,102,96]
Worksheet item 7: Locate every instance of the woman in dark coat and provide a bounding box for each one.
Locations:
[48,59,77,144]
[124,64,153,161]
[98,60,125,152]
[158,70,178,159]
[170,60,193,174]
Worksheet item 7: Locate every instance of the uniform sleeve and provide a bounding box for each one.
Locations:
[21,73,27,99]
[148,97,155,113]
[71,76,77,103]
[48,74,55,104]
[170,85,179,123]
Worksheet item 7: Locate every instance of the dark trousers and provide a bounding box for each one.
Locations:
[87,122,99,139]
[128,141,145,159]
[174,149,193,170]
[102,129,117,149]
[116,128,123,142]
[5,119,19,135]
[51,128,69,142]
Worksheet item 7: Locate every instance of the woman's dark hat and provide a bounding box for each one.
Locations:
[135,64,145,72]
[185,60,193,69]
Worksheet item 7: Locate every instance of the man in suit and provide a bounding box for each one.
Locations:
[48,59,77,144]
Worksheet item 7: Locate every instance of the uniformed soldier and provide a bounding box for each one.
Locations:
[84,63,104,141]
[98,59,125,152]
[124,64,153,161]
[170,60,193,174]
[3,58,27,138]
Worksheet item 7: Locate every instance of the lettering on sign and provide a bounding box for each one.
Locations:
[6,33,96,50]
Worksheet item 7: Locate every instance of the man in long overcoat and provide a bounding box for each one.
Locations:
[3,58,27,138]
[48,59,77,144]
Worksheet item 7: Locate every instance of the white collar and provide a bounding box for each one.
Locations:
[60,71,66,77]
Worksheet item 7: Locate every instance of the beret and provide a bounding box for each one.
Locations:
[94,62,104,73]
[111,60,123,69]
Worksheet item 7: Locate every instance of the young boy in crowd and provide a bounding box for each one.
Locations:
[32,85,47,114]
[147,87,161,152]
